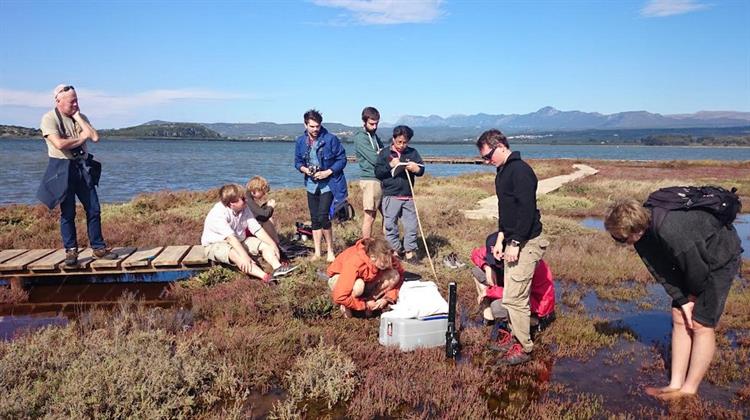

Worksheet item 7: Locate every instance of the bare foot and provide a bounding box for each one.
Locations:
[645,386,680,397]
[656,390,696,401]
[310,254,321,261]
[327,252,335,263]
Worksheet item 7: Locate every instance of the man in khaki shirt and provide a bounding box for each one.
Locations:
[38,84,115,266]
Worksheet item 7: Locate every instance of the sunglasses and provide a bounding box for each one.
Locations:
[481,146,497,161]
[610,234,628,244]
[55,85,75,99]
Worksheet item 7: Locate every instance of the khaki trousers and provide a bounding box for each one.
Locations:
[503,234,549,353]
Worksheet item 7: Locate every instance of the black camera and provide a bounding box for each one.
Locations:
[308,165,320,176]
[70,146,85,158]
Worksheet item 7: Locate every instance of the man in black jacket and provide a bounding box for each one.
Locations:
[605,198,741,400]
[476,129,548,365]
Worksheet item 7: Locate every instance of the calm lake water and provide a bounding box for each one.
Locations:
[1,137,749,205]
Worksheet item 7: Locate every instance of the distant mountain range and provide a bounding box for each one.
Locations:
[394,107,750,131]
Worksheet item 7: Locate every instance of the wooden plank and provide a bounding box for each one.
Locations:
[182,245,209,265]
[0,249,29,264]
[152,245,190,267]
[122,246,164,269]
[60,248,96,271]
[90,247,137,270]
[0,249,56,271]
[28,248,68,271]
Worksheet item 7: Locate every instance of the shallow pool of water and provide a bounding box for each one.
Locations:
[581,214,750,259]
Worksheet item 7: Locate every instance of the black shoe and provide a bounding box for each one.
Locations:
[93,247,117,260]
[64,248,79,267]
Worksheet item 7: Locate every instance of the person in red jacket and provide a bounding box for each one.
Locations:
[470,232,555,350]
[327,237,404,318]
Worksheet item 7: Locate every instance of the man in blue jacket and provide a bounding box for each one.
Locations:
[477,129,548,366]
[37,84,116,267]
[294,109,347,262]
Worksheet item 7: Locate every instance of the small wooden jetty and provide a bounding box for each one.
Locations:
[0,246,212,279]
[347,155,483,165]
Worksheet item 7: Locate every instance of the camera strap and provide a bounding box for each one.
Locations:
[54,108,69,137]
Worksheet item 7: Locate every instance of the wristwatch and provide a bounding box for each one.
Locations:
[509,240,521,247]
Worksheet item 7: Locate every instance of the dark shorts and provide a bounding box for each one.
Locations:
[671,255,741,328]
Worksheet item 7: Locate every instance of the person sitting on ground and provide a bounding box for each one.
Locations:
[245,176,283,249]
[327,237,404,318]
[201,184,297,282]
[605,198,741,400]
[470,232,555,348]
[374,125,425,264]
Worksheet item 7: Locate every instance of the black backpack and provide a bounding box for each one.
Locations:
[331,199,355,223]
[644,186,742,230]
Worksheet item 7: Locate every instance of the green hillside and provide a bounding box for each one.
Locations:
[101,122,223,139]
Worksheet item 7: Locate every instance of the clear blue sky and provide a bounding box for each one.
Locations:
[1,0,748,128]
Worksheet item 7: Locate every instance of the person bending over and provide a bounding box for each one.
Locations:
[327,237,404,318]
[605,198,741,400]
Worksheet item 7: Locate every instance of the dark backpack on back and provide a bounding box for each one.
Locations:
[644,185,742,230]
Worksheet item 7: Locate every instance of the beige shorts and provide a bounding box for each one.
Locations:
[360,179,383,212]
[204,237,264,264]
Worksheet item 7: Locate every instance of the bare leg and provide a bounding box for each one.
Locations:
[258,242,281,270]
[352,278,365,297]
[679,321,716,394]
[228,248,267,279]
[668,307,693,389]
[322,228,335,262]
[647,308,690,396]
[362,209,376,239]
[312,229,323,260]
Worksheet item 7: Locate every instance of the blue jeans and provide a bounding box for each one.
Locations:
[60,160,106,250]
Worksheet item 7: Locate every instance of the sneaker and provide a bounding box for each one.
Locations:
[496,343,531,366]
[451,253,466,268]
[64,248,79,267]
[443,255,457,268]
[272,264,299,278]
[487,328,515,353]
[93,248,117,260]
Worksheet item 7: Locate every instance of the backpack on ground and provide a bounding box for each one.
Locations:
[330,199,355,223]
[644,185,742,230]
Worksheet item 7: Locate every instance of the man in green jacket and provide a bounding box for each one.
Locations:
[352,107,384,238]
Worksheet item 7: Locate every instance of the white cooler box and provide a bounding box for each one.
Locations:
[378,315,448,351]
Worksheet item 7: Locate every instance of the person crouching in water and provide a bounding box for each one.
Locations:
[328,237,404,318]
[605,198,742,400]
[470,232,556,346]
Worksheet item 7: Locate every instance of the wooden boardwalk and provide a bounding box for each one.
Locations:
[0,246,213,278]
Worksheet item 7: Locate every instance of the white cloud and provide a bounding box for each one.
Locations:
[313,0,444,25]
[0,87,253,124]
[641,0,709,17]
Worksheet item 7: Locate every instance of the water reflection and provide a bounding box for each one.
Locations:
[581,214,750,258]
[0,271,196,340]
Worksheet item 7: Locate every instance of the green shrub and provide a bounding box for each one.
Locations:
[283,345,357,409]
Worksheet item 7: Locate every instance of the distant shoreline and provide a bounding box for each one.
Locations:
[2,136,749,148]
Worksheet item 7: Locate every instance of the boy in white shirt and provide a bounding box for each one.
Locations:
[202,184,297,282]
